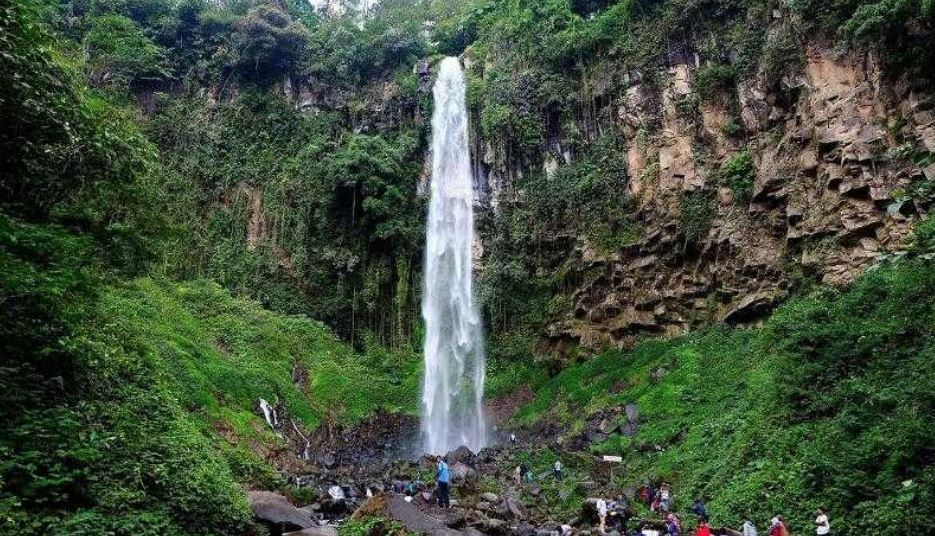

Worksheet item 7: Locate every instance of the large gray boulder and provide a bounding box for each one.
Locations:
[283,527,338,536]
[446,445,477,466]
[450,462,478,488]
[248,491,313,530]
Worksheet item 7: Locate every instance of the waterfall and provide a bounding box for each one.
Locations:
[421,57,487,455]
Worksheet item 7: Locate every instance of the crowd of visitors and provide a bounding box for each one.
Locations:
[590,481,831,536]
[396,451,831,536]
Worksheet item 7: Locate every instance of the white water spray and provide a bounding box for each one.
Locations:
[421,57,487,455]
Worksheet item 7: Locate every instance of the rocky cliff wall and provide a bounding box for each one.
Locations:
[469,45,934,354]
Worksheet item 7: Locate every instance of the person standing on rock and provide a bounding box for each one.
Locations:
[554,458,563,480]
[510,432,516,445]
[436,456,451,508]
[596,497,608,534]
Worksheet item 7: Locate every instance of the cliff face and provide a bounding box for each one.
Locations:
[469,45,934,354]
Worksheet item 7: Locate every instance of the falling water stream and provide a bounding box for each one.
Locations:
[420,57,487,455]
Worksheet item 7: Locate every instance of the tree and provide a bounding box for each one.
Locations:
[233,4,309,80]
[83,14,169,89]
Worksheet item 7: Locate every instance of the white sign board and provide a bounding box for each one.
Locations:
[602,455,623,462]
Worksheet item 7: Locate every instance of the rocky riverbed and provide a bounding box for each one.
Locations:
[246,401,729,536]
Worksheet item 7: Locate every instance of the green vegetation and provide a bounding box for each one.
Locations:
[0,216,253,535]
[0,213,418,534]
[1,1,423,533]
[4,0,935,533]
[514,245,935,535]
[717,150,756,206]
[679,191,715,247]
[694,63,737,101]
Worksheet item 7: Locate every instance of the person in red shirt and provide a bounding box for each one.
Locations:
[696,521,712,536]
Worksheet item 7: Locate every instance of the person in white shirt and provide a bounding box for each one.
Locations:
[596,497,608,534]
[815,508,830,535]
[554,459,563,480]
[742,516,758,536]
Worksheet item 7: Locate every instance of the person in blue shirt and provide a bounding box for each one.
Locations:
[436,456,451,508]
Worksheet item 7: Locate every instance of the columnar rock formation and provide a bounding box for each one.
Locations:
[470,46,933,353]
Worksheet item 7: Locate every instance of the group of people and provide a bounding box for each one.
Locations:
[596,483,832,536]
[748,509,830,536]
[638,482,674,513]
[430,451,832,536]
[512,458,564,485]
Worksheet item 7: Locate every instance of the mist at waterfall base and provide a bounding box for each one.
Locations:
[420,57,487,456]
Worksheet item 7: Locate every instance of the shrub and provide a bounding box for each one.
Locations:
[679,190,715,245]
[233,4,309,80]
[694,63,737,100]
[83,14,169,89]
[717,150,756,206]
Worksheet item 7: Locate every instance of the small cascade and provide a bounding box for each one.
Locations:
[291,419,311,461]
[258,398,279,430]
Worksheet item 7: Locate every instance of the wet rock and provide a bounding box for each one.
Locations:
[447,445,477,466]
[248,491,314,530]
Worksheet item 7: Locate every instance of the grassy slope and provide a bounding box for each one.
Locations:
[102,277,420,436]
[511,258,935,535]
[0,214,419,536]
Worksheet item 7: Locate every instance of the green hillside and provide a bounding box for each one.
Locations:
[511,245,935,534]
[0,215,417,535]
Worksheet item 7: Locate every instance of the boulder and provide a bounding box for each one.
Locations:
[504,494,526,519]
[721,291,778,325]
[283,527,338,536]
[624,404,639,423]
[355,493,447,533]
[480,492,499,503]
[447,445,477,466]
[450,462,478,488]
[248,491,313,530]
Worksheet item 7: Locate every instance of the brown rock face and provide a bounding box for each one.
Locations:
[474,45,933,355]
